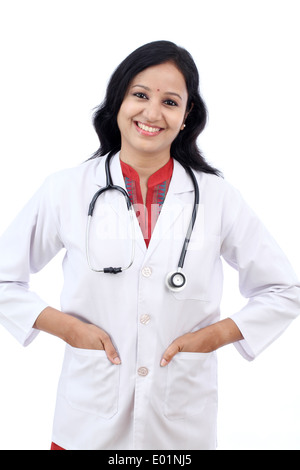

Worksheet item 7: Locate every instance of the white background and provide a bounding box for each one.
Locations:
[0,0,299,450]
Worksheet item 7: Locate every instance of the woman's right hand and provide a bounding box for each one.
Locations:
[33,307,121,365]
[68,320,121,364]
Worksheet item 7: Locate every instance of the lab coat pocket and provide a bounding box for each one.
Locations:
[164,351,217,420]
[64,345,120,419]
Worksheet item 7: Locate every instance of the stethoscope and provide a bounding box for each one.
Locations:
[86,152,199,292]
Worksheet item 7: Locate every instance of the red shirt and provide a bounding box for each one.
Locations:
[120,159,174,247]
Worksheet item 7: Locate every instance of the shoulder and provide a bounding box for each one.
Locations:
[194,171,251,232]
[195,170,241,202]
[45,158,100,187]
[33,158,103,211]
[40,158,103,201]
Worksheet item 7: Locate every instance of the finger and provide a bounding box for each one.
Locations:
[160,341,181,367]
[101,334,121,365]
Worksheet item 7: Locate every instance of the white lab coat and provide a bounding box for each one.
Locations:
[0,153,299,450]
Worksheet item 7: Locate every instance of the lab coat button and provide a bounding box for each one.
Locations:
[142,266,152,278]
[138,367,149,377]
[140,314,151,325]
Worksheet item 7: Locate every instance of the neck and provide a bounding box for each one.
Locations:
[119,149,171,180]
[120,149,171,205]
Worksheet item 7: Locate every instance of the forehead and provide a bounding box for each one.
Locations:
[130,62,187,94]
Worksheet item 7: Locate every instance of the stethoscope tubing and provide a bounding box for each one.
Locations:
[177,166,199,269]
[86,152,136,273]
[86,152,200,289]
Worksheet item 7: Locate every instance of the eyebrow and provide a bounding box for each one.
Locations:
[131,84,182,101]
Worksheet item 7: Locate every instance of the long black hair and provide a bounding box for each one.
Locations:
[90,40,220,176]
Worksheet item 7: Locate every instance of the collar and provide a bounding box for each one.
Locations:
[94,152,195,195]
[120,158,174,187]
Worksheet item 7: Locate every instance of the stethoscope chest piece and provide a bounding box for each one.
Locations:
[166,270,187,292]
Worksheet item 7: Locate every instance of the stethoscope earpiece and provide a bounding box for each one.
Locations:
[166,271,187,292]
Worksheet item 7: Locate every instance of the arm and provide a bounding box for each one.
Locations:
[221,184,300,360]
[0,177,63,346]
[33,307,121,365]
[160,318,243,366]
[0,174,121,361]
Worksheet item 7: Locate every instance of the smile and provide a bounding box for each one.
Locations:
[134,121,164,136]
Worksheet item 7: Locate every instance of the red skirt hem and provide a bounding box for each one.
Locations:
[51,442,65,450]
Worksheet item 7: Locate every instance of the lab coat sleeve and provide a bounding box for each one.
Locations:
[220,183,300,361]
[0,175,64,346]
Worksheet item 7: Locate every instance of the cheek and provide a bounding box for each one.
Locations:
[168,112,186,132]
[118,100,143,121]
[117,105,132,134]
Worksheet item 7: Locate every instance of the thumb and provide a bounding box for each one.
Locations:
[160,341,181,367]
[101,335,121,365]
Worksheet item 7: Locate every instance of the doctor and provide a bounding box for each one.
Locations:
[0,40,299,450]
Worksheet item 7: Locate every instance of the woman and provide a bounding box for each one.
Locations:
[0,40,299,450]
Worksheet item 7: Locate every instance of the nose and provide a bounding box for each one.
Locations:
[143,99,162,123]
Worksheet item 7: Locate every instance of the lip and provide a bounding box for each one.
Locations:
[134,121,164,137]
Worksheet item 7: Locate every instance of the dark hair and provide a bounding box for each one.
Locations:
[90,40,220,176]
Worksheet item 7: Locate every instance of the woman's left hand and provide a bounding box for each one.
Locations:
[160,318,243,366]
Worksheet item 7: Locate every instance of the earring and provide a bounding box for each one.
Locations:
[181,124,186,131]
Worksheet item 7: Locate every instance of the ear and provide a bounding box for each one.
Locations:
[180,103,194,130]
[187,102,194,117]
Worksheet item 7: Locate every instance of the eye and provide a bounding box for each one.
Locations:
[164,99,178,107]
[133,92,148,100]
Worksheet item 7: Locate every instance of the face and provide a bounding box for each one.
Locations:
[117,62,189,162]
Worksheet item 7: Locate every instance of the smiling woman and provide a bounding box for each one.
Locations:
[0,40,299,451]
[91,40,220,176]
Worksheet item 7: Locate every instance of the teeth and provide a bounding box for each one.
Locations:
[137,122,161,133]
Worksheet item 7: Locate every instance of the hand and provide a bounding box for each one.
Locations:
[160,329,216,367]
[34,307,121,365]
[68,321,121,365]
[160,318,243,367]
